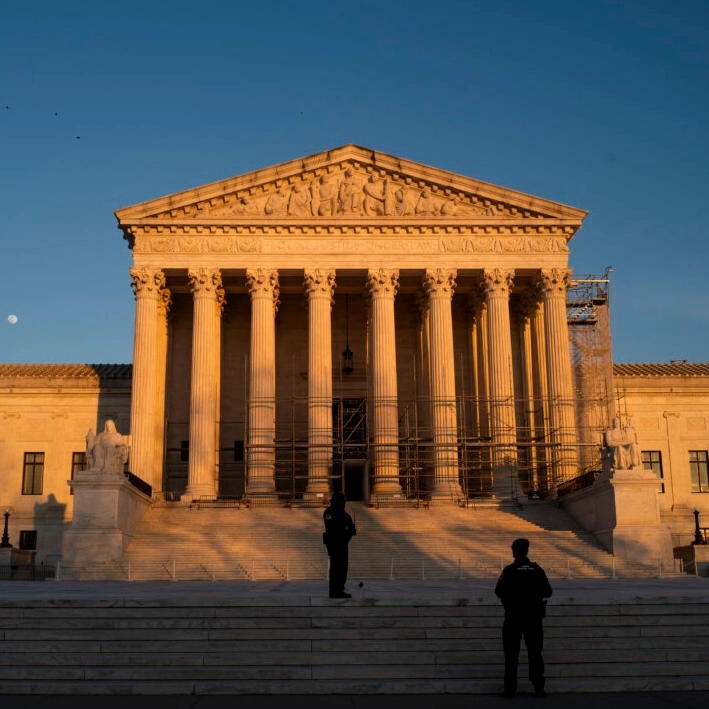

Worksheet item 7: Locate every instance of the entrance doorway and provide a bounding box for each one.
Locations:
[333,398,367,501]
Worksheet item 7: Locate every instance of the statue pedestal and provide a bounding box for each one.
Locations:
[561,468,674,565]
[62,471,151,564]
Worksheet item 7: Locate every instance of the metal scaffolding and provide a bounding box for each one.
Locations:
[165,271,615,503]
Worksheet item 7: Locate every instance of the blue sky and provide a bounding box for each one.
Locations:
[1,0,707,364]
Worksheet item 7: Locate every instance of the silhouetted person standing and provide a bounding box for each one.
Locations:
[495,538,553,698]
[323,492,356,598]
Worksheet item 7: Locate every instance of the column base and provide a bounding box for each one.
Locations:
[430,481,463,502]
[372,481,403,497]
[245,481,277,496]
[302,491,329,504]
[181,483,216,503]
[305,482,331,498]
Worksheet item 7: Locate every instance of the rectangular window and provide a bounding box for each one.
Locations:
[22,452,44,495]
[19,530,37,550]
[234,440,244,462]
[70,452,86,494]
[690,451,709,493]
[642,450,664,493]
[180,440,189,462]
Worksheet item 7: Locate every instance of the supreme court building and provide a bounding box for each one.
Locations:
[116,144,587,505]
[3,145,709,567]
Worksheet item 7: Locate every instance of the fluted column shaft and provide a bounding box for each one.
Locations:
[530,299,550,490]
[304,269,336,496]
[367,268,402,497]
[538,268,578,483]
[185,268,224,500]
[467,293,490,443]
[154,287,171,494]
[482,268,517,499]
[246,269,279,495]
[129,267,167,494]
[424,268,461,499]
[513,293,537,491]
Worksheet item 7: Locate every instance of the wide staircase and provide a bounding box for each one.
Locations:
[1,590,708,694]
[58,501,677,582]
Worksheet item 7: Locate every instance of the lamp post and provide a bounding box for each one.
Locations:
[0,510,11,548]
[692,509,707,546]
[341,294,354,374]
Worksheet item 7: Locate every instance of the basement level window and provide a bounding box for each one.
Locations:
[19,530,37,550]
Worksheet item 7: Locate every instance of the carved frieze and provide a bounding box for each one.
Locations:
[131,233,568,256]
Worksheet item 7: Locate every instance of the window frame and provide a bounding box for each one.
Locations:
[690,450,709,493]
[641,450,664,493]
[22,452,45,496]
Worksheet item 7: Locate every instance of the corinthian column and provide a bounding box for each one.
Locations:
[245,268,279,496]
[129,267,167,494]
[367,268,402,497]
[511,292,537,492]
[304,269,336,496]
[154,285,172,493]
[423,268,462,500]
[538,268,578,484]
[184,268,224,501]
[482,268,517,500]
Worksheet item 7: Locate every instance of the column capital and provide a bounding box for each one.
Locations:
[303,268,336,299]
[481,268,515,297]
[130,267,165,299]
[188,268,225,309]
[466,289,486,320]
[423,268,457,297]
[366,268,400,297]
[537,267,572,297]
[511,288,540,323]
[246,268,280,309]
[158,287,172,316]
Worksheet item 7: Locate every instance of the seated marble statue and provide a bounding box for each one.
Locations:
[86,420,129,475]
[603,417,642,470]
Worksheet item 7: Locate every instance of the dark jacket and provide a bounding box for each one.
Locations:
[495,556,552,618]
[323,506,356,545]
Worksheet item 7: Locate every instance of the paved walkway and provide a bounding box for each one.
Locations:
[1,692,708,708]
[0,577,707,604]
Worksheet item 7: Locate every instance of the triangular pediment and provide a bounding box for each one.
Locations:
[115,144,586,229]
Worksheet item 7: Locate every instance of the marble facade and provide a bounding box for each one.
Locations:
[115,145,585,503]
[3,146,708,566]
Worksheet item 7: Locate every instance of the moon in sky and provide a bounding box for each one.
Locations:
[7,314,18,324]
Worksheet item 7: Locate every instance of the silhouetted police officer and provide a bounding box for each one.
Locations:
[323,492,356,598]
[495,538,553,698]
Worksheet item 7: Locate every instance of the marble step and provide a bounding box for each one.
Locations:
[0,676,707,695]
[1,599,706,695]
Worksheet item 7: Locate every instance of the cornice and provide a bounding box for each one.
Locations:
[125,221,577,237]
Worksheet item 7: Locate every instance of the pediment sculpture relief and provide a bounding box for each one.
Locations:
[180,165,511,220]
